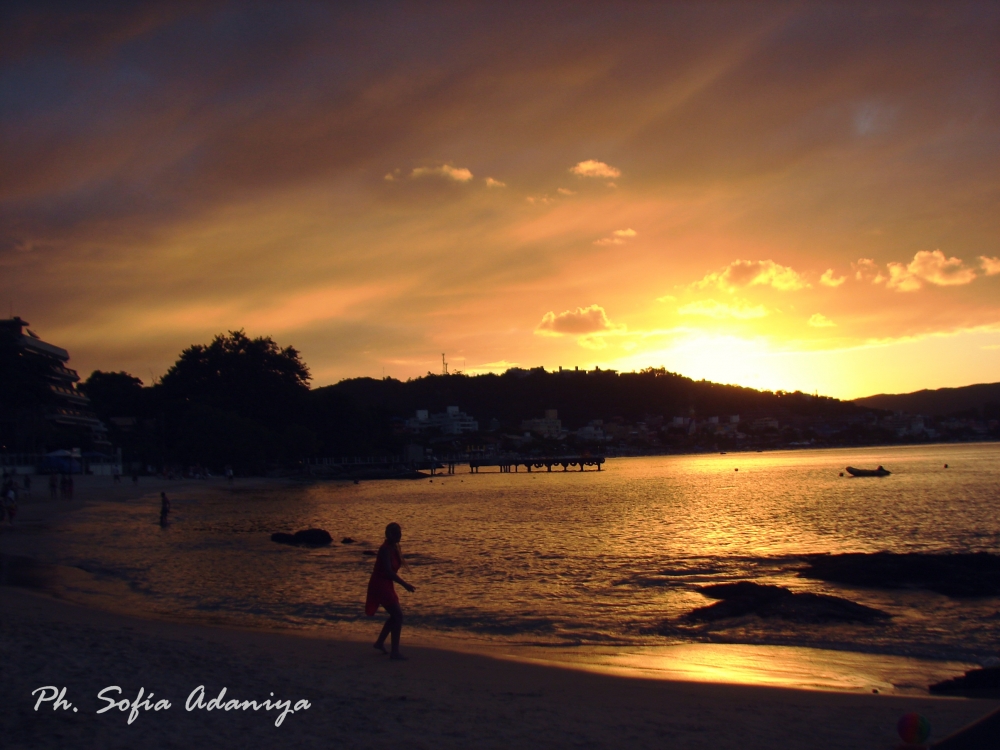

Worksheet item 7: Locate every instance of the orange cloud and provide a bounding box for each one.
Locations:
[484,177,506,188]
[820,269,846,287]
[808,313,836,327]
[887,250,977,291]
[853,258,887,284]
[594,228,638,246]
[980,256,1000,276]
[535,305,625,336]
[696,259,808,292]
[570,160,621,178]
[410,164,473,181]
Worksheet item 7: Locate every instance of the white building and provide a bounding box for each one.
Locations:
[406,406,479,435]
[520,409,563,439]
[575,420,605,442]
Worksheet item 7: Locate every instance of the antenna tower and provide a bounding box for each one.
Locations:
[442,353,448,375]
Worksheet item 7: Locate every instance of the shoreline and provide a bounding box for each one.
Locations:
[2,585,996,749]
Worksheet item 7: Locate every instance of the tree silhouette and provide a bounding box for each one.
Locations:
[158,330,310,431]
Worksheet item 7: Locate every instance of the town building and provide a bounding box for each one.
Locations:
[575,419,605,442]
[520,409,563,439]
[0,316,109,450]
[405,405,479,435]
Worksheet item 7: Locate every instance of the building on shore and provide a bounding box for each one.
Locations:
[405,405,479,435]
[521,409,564,439]
[0,317,109,452]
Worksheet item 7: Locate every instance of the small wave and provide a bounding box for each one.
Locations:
[411,610,558,636]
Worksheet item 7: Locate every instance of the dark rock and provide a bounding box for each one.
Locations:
[929,667,1000,698]
[341,537,356,544]
[272,529,332,547]
[292,528,332,546]
[800,552,1000,598]
[686,581,890,624]
[362,550,377,556]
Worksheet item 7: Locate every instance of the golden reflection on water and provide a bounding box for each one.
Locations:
[17,442,1000,681]
[511,643,974,695]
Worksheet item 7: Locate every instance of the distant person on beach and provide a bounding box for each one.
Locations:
[3,482,17,525]
[132,473,139,485]
[22,475,31,497]
[159,492,171,526]
[365,522,416,660]
[49,474,57,499]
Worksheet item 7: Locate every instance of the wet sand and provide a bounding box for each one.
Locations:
[1,476,997,748]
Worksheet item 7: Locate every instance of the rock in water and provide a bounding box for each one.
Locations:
[686,581,890,624]
[929,666,1000,698]
[341,537,356,544]
[292,528,333,546]
[800,552,1000,598]
[271,529,333,546]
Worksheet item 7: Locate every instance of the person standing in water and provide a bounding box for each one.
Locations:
[159,492,170,526]
[365,522,415,660]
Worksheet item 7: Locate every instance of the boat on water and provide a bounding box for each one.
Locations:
[845,465,891,477]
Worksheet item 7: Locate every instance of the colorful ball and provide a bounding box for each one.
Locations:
[897,713,931,744]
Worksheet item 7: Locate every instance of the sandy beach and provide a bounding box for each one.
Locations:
[1,477,997,749]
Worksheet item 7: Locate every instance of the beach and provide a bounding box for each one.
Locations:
[2,586,995,750]
[1,472,997,748]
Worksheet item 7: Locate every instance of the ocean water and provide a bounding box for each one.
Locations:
[24,443,1000,684]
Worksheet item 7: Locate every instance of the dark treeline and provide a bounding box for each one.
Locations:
[77,331,874,474]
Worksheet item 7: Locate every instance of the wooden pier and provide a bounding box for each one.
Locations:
[467,455,604,474]
[305,454,605,476]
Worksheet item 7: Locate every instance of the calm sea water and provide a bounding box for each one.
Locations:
[29,443,1000,669]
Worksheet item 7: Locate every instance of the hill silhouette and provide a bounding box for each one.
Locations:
[69,331,999,474]
[853,383,1000,418]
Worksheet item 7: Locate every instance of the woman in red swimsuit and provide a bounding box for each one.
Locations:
[365,522,415,659]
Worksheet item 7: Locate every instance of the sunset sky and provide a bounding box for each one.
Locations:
[2,2,999,400]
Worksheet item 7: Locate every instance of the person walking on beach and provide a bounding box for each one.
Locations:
[159,492,170,527]
[3,481,17,525]
[365,522,415,660]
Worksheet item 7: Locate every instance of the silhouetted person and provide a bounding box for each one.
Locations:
[365,522,415,660]
[49,474,57,500]
[3,481,17,525]
[132,473,139,485]
[159,492,171,527]
[22,474,30,497]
